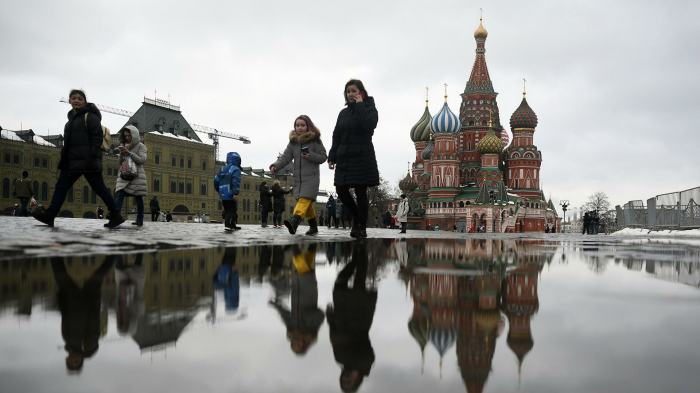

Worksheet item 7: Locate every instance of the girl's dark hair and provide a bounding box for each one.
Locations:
[260,181,267,187]
[294,115,320,135]
[69,89,87,101]
[344,79,368,105]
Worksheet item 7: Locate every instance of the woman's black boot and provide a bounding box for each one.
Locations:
[284,215,302,234]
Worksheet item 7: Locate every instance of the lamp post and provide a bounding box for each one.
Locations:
[560,200,569,233]
[488,189,497,233]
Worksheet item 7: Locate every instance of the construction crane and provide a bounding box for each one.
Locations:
[59,97,251,159]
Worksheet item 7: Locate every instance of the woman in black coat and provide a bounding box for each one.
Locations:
[33,89,124,228]
[259,181,273,227]
[328,80,379,239]
[271,180,292,228]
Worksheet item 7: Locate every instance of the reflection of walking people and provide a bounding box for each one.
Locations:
[271,180,292,228]
[395,194,409,234]
[12,171,34,217]
[259,181,273,228]
[114,254,145,336]
[33,89,124,228]
[328,79,380,239]
[150,196,160,222]
[270,115,328,235]
[114,126,147,226]
[327,242,377,392]
[270,244,325,355]
[213,247,240,313]
[51,255,115,373]
[214,152,242,232]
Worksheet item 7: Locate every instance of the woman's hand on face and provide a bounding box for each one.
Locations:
[328,161,335,170]
[354,93,363,103]
[301,152,310,160]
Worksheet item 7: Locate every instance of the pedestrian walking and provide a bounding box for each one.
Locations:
[328,79,379,239]
[592,210,600,234]
[270,115,328,235]
[165,211,173,222]
[259,181,273,228]
[214,152,242,232]
[545,224,550,233]
[395,194,409,234]
[582,212,591,235]
[336,199,346,229]
[319,214,325,227]
[271,180,293,228]
[12,170,34,216]
[150,196,160,222]
[325,195,337,228]
[96,206,104,219]
[374,216,379,228]
[33,89,124,228]
[114,126,147,226]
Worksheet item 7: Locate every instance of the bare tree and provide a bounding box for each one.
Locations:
[367,173,395,218]
[580,191,610,213]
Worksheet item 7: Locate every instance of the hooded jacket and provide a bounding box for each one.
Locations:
[214,152,242,201]
[395,198,409,223]
[270,128,327,200]
[259,184,273,211]
[328,97,379,187]
[13,177,34,198]
[271,184,292,212]
[115,126,148,196]
[60,103,105,172]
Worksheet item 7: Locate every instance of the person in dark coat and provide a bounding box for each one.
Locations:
[96,206,104,219]
[212,247,240,314]
[165,211,173,222]
[271,180,293,228]
[214,152,242,232]
[328,79,379,239]
[12,170,34,216]
[51,255,115,373]
[259,181,273,227]
[327,242,377,392]
[33,89,124,228]
[326,195,337,228]
[583,212,591,235]
[150,196,160,222]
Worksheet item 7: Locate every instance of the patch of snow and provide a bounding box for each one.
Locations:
[611,228,700,237]
[147,131,203,144]
[193,131,215,146]
[33,134,57,147]
[1,130,25,142]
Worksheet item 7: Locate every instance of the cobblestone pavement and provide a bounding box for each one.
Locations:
[1,216,697,260]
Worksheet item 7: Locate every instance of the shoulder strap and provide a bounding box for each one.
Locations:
[84,113,89,127]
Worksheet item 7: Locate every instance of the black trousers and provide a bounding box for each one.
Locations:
[336,186,368,227]
[151,210,159,221]
[261,209,270,224]
[222,199,238,229]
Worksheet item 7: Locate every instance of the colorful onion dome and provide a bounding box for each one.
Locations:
[474,18,488,39]
[410,105,432,142]
[477,127,503,154]
[408,319,429,352]
[430,102,461,134]
[429,326,456,358]
[500,129,510,146]
[509,94,538,129]
[399,172,419,193]
[421,137,435,160]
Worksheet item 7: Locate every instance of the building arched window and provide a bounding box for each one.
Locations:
[442,202,447,208]
[187,159,192,169]
[153,179,160,192]
[254,200,258,212]
[202,161,207,171]
[171,181,176,193]
[1,178,9,198]
[459,201,464,208]
[186,183,192,194]
[179,182,185,194]
[448,202,453,208]
[83,186,89,202]
[180,158,184,168]
[172,157,176,167]
[33,181,39,198]
[155,154,160,165]
[200,184,206,196]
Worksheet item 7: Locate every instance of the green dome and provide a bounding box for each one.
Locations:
[477,127,503,154]
[410,106,432,142]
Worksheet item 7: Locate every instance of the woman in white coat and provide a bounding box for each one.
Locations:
[114,126,147,226]
[395,194,409,234]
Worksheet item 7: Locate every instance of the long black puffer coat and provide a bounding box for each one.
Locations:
[271,184,292,213]
[259,184,273,212]
[59,103,104,172]
[328,97,379,187]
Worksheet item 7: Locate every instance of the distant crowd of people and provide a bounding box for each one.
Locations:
[582,210,600,235]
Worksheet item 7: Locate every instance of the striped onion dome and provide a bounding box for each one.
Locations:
[430,102,461,134]
[410,106,432,142]
[399,172,418,193]
[477,127,503,154]
[429,326,457,358]
[408,319,429,352]
[500,129,510,146]
[510,95,538,129]
[421,137,435,160]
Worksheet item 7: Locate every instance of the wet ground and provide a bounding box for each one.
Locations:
[1,217,700,393]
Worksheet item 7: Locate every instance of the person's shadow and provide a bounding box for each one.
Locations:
[327,241,377,392]
[51,255,115,374]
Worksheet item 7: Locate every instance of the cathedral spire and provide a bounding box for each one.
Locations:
[465,12,493,93]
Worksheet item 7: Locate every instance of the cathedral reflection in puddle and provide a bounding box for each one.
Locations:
[1,238,699,393]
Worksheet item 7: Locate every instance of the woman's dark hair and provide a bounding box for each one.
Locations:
[69,89,87,102]
[344,79,367,105]
[294,115,319,134]
[401,194,406,199]
[260,181,267,187]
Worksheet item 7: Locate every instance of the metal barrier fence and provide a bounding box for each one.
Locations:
[616,186,700,230]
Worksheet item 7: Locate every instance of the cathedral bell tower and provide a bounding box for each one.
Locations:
[428,87,461,200]
[505,87,542,200]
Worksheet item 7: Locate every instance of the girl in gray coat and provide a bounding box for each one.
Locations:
[114,126,148,225]
[270,115,327,235]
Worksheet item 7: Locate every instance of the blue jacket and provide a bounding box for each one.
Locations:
[214,152,242,200]
[326,198,336,215]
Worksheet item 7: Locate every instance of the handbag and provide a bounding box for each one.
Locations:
[120,156,138,180]
[30,197,37,207]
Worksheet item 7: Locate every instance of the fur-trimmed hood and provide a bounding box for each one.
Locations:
[288,129,321,145]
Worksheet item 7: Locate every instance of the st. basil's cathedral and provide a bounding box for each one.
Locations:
[402,17,561,233]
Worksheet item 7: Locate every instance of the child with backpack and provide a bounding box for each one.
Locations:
[269,115,327,235]
[214,152,242,232]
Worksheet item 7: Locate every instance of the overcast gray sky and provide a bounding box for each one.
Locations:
[2,0,698,216]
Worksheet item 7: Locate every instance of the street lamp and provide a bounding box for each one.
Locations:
[488,189,497,233]
[560,200,569,233]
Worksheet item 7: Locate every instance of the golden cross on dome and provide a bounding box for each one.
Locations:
[425,86,429,107]
[480,7,483,20]
[444,83,448,102]
[523,78,527,97]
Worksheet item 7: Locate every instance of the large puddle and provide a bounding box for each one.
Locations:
[1,238,699,393]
